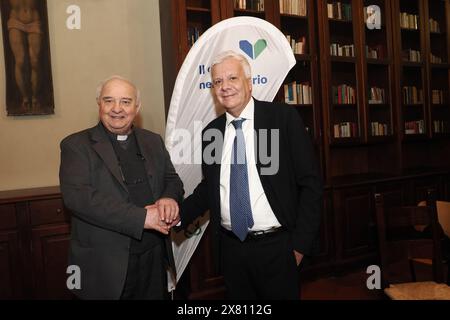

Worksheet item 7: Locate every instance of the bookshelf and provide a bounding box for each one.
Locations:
[173,0,221,69]
[424,0,450,172]
[274,0,321,144]
[319,0,361,150]
[233,0,266,17]
[425,0,450,138]
[391,0,450,172]
[392,0,428,142]
[167,0,450,175]
[219,0,273,21]
[318,0,400,180]
[362,0,395,142]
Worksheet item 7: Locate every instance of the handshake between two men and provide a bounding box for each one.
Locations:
[143,198,180,235]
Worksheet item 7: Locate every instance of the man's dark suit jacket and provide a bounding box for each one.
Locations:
[181,99,323,267]
[59,123,183,299]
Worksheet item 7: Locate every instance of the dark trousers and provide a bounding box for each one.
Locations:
[220,228,299,300]
[120,244,168,300]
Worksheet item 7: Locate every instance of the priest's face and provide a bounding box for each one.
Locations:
[98,79,140,135]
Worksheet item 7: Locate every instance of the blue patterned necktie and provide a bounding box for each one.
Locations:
[230,118,254,241]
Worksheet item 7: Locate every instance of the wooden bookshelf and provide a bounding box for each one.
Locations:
[222,0,273,20]
[392,0,427,141]
[318,0,400,180]
[361,0,395,143]
[319,0,362,151]
[390,0,450,172]
[173,0,221,70]
[274,0,321,145]
[424,0,450,138]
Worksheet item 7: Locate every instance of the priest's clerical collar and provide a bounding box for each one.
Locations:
[117,134,128,141]
[101,122,134,141]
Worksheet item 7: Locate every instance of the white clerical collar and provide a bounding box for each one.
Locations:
[225,97,254,126]
[117,135,128,141]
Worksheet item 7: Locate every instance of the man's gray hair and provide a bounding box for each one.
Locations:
[211,50,252,79]
[96,75,141,107]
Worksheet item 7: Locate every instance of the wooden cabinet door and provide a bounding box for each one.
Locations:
[0,230,22,299]
[0,203,23,299]
[333,186,375,261]
[31,224,72,299]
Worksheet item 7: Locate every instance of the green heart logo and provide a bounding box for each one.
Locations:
[239,39,267,60]
[254,39,267,59]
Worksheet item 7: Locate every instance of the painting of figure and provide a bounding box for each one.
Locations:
[1,0,54,116]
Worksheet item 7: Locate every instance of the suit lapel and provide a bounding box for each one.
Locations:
[90,124,128,192]
[252,100,283,217]
[211,115,226,213]
[253,99,269,175]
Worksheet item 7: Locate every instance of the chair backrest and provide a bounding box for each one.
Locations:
[436,201,450,238]
[374,189,444,289]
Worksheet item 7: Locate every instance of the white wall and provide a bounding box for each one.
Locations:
[0,0,166,191]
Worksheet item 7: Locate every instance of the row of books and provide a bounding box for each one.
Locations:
[400,12,419,30]
[187,26,200,47]
[286,35,307,54]
[366,45,384,59]
[402,86,423,105]
[433,120,450,133]
[330,43,355,57]
[234,0,264,11]
[429,18,441,33]
[403,49,421,62]
[327,2,352,21]
[368,87,386,104]
[332,85,356,104]
[370,122,389,137]
[430,53,443,64]
[284,82,313,105]
[405,120,425,135]
[432,90,445,104]
[279,0,307,16]
[333,122,358,138]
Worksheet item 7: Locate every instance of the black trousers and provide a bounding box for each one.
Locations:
[220,228,300,300]
[120,244,168,300]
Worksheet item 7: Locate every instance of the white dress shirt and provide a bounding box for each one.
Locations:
[220,98,281,231]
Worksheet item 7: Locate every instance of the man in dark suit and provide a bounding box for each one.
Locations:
[59,76,183,299]
[181,51,323,299]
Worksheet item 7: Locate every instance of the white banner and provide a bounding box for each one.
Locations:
[165,16,296,291]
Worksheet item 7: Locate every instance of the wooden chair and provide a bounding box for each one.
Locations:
[374,189,450,300]
[417,199,450,285]
[436,200,450,285]
[436,201,450,239]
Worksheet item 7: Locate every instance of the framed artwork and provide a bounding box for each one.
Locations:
[0,0,54,116]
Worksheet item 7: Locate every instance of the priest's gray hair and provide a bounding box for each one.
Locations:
[96,75,141,107]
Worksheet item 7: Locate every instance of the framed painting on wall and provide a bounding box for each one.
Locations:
[0,0,54,116]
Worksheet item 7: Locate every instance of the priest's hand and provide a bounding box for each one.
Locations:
[144,204,170,235]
